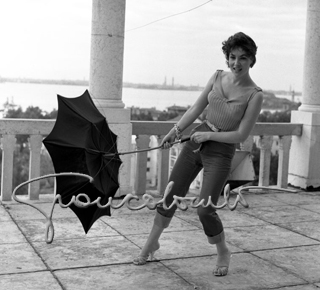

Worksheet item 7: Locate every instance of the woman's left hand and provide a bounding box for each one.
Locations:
[190,132,210,144]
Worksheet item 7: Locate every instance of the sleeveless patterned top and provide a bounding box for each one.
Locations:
[206,70,262,131]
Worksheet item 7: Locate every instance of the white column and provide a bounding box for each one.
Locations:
[89,0,132,195]
[288,0,320,189]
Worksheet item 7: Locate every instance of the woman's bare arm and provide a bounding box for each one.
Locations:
[161,74,215,146]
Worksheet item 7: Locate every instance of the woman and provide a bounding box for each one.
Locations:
[133,32,263,277]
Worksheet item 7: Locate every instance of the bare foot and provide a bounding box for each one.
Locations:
[213,249,232,276]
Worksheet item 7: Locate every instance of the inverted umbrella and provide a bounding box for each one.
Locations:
[43,90,122,233]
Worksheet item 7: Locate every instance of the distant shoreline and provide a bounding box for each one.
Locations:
[0,77,203,92]
[0,76,301,96]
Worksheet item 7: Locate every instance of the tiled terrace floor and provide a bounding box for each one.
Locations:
[1,188,320,290]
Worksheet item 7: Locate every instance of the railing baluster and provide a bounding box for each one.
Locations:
[277,135,292,188]
[0,135,16,201]
[28,135,43,200]
[258,135,273,186]
[157,135,170,195]
[134,135,150,195]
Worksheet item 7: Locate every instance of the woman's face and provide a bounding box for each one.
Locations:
[228,48,253,76]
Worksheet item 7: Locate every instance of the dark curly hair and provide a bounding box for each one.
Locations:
[222,32,258,68]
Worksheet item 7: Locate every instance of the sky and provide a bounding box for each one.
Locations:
[0,0,307,91]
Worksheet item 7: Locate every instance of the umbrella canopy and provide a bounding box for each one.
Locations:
[43,90,122,233]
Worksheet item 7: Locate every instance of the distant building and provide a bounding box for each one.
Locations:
[130,106,163,120]
[261,92,300,113]
[167,105,189,115]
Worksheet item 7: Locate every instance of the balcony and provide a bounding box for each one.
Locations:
[0,119,302,202]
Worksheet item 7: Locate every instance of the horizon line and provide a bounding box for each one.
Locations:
[0,76,301,94]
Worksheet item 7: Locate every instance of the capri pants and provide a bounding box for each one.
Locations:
[156,130,236,244]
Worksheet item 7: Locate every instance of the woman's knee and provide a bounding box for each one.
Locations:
[197,206,216,221]
[157,204,176,219]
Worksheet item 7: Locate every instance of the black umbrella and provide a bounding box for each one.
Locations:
[43,90,122,234]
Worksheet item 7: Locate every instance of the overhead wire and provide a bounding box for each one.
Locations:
[125,0,212,33]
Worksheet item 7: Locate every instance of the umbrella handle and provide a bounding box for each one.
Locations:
[105,136,190,157]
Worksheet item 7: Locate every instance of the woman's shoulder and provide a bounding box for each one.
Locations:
[249,78,262,91]
[251,83,263,97]
[248,88,264,104]
[216,69,225,77]
[212,69,224,78]
[209,70,224,84]
[207,70,223,87]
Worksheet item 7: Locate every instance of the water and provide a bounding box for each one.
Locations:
[0,82,301,116]
[0,82,201,113]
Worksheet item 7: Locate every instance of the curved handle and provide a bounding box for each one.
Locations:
[179,136,190,143]
[104,136,191,157]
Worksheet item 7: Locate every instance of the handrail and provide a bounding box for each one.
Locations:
[0,119,303,136]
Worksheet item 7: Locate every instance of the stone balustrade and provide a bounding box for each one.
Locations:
[0,119,302,201]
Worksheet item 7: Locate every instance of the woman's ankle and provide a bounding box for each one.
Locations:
[215,239,229,255]
[140,240,160,256]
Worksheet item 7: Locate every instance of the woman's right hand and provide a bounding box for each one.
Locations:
[160,131,176,149]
